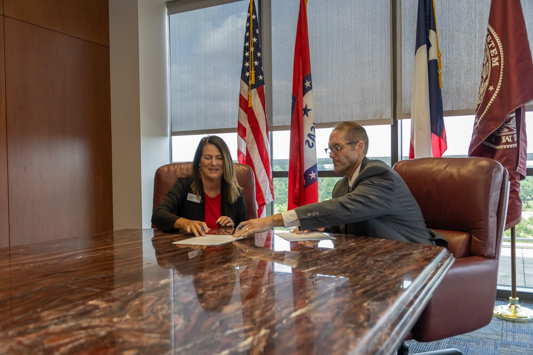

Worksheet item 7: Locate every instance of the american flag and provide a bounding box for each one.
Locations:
[410,0,447,159]
[288,0,318,209]
[238,0,274,218]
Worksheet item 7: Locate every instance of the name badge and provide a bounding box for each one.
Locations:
[187,193,201,203]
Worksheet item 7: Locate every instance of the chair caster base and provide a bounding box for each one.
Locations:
[397,342,409,355]
[397,342,462,355]
[415,350,462,355]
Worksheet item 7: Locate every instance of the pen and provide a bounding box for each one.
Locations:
[238,226,244,229]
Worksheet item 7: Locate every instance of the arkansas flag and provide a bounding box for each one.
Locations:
[469,0,533,229]
[288,0,318,209]
[238,0,274,217]
[410,0,447,159]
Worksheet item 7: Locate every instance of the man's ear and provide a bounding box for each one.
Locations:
[356,141,365,154]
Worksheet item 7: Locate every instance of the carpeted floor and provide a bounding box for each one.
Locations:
[402,299,533,355]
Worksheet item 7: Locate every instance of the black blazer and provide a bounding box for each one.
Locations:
[152,177,247,233]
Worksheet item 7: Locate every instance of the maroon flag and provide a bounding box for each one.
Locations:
[288,0,318,209]
[238,0,274,217]
[468,0,533,229]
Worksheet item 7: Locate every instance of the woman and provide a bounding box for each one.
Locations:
[152,136,247,236]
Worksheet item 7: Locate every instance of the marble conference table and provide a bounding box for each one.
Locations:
[0,229,454,355]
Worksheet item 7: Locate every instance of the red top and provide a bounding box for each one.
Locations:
[204,193,222,229]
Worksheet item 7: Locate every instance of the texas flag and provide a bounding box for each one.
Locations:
[288,0,318,210]
[410,0,447,159]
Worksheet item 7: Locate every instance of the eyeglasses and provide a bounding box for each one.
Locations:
[325,141,360,155]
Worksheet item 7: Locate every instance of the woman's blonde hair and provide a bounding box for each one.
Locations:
[191,135,242,203]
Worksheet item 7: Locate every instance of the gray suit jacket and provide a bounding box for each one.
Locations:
[294,157,434,245]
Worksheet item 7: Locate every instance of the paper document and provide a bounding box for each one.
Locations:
[173,234,246,246]
[275,231,335,241]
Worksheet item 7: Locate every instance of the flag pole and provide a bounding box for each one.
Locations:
[248,0,254,107]
[432,0,442,88]
[494,226,533,321]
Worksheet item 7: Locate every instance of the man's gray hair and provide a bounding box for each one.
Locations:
[333,121,369,155]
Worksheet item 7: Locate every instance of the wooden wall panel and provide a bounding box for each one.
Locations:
[5,18,113,246]
[0,0,3,15]
[0,16,9,248]
[4,0,108,46]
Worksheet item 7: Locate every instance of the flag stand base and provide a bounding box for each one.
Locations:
[494,297,533,322]
[493,226,533,322]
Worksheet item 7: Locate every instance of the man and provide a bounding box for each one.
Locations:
[234,121,441,246]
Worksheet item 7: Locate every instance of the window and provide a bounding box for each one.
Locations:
[271,0,392,128]
[172,133,238,162]
[401,116,476,160]
[169,1,244,134]
[167,0,533,293]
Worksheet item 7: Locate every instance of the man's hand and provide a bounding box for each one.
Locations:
[291,227,325,234]
[233,214,284,238]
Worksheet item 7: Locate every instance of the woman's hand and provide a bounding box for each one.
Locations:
[216,216,234,228]
[174,218,209,237]
[214,228,233,235]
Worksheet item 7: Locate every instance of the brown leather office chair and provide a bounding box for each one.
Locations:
[153,162,258,221]
[393,157,509,354]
